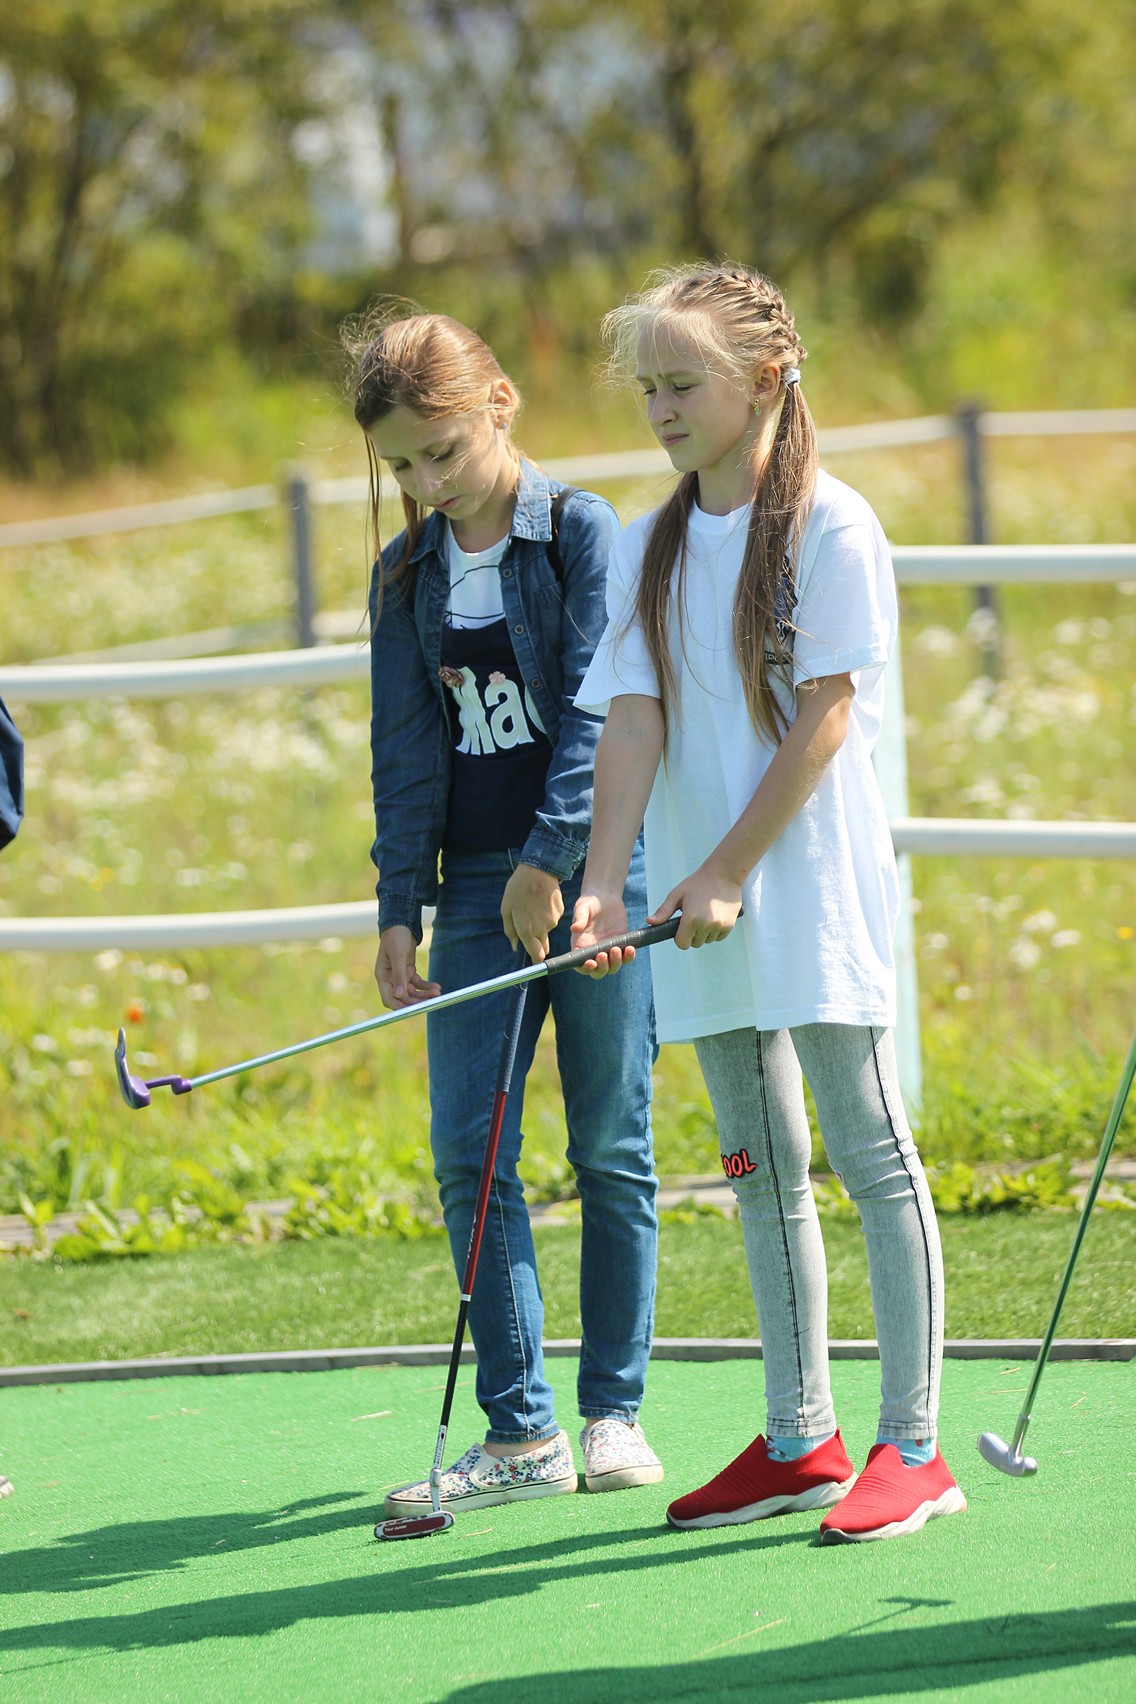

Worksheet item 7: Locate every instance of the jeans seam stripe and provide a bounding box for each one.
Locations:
[870,1025,936,1427]
[492,1174,533,1432]
[754,1029,804,1420]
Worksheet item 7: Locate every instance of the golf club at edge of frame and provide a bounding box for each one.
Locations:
[978,1024,1136,1478]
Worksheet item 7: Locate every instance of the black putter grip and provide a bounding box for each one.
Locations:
[544,915,681,976]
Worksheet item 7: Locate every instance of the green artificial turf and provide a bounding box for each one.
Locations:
[0,1358,1133,1702]
[2,1213,1135,1368]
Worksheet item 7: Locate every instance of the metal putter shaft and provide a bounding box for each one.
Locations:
[114,917,680,1109]
[978,1025,1136,1479]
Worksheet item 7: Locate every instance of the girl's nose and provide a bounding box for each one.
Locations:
[649,394,675,429]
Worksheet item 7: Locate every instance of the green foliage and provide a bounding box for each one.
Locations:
[658,1197,727,1227]
[0,0,326,472]
[813,1158,1079,1219]
[281,1170,440,1243]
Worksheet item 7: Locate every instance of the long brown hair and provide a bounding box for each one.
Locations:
[602,265,817,750]
[341,303,522,614]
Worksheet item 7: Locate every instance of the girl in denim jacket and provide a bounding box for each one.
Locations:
[345,307,663,1517]
[573,265,966,1544]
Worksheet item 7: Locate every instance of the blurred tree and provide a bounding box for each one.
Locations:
[433,0,1069,306]
[0,0,325,473]
[2,0,1131,472]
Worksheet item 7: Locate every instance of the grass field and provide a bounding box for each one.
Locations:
[0,1357,1133,1701]
[1,427,1134,1234]
[2,1215,1135,1368]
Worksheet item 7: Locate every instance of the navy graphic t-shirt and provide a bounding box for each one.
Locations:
[439,527,552,853]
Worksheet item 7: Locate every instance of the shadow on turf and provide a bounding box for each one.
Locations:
[438,1604,1136,1701]
[0,1492,369,1595]
[0,1497,1132,1696]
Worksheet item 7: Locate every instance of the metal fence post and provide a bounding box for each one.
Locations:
[873,625,923,1120]
[286,469,316,649]
[954,402,1002,676]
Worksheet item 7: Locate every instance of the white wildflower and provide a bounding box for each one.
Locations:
[914,626,959,658]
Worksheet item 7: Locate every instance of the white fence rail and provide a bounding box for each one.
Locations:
[3,544,1134,705]
[1,817,1133,954]
[3,408,1135,553]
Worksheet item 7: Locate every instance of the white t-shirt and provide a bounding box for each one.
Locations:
[445,524,509,627]
[576,469,900,1042]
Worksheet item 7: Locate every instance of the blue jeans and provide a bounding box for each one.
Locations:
[427,847,658,1443]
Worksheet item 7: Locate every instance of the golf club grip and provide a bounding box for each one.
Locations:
[544,915,681,976]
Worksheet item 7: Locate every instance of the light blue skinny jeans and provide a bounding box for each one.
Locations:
[693,1024,943,1442]
[427,848,658,1444]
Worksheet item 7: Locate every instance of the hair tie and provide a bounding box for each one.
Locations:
[783,367,801,388]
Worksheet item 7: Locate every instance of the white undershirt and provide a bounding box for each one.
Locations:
[445,525,509,628]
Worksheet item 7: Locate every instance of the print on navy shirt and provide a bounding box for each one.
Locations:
[439,617,552,853]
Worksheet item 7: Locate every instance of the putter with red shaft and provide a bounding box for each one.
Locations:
[115,918,679,1109]
[375,958,532,1542]
[978,1024,1136,1478]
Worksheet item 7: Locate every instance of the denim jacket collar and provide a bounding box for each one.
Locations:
[407,457,556,567]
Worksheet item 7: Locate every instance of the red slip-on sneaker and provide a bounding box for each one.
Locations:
[666,1431,857,1529]
[818,1443,967,1543]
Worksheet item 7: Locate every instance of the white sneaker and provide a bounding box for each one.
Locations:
[383,1430,577,1517]
[580,1418,664,1492]
[0,1475,11,1499]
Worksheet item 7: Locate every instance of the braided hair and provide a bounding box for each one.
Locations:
[602,265,817,750]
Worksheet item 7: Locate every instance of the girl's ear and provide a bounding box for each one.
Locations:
[490,378,519,430]
[752,361,782,409]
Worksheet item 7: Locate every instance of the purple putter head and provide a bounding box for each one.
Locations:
[114,1028,192,1110]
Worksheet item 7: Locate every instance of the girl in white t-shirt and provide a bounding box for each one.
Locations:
[572,264,966,1543]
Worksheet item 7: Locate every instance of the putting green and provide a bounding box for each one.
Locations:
[0,1358,1133,1701]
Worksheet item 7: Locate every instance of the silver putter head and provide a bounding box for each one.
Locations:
[978,1431,1038,1477]
[374,1511,455,1541]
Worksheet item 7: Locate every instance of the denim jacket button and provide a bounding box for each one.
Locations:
[530,678,540,689]
[513,624,524,635]
[501,567,512,579]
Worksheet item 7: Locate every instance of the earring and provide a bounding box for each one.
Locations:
[752,400,761,416]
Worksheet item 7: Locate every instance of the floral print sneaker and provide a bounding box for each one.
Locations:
[383,1430,577,1517]
[580,1418,664,1492]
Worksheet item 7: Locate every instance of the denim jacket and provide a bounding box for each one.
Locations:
[368,460,620,941]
